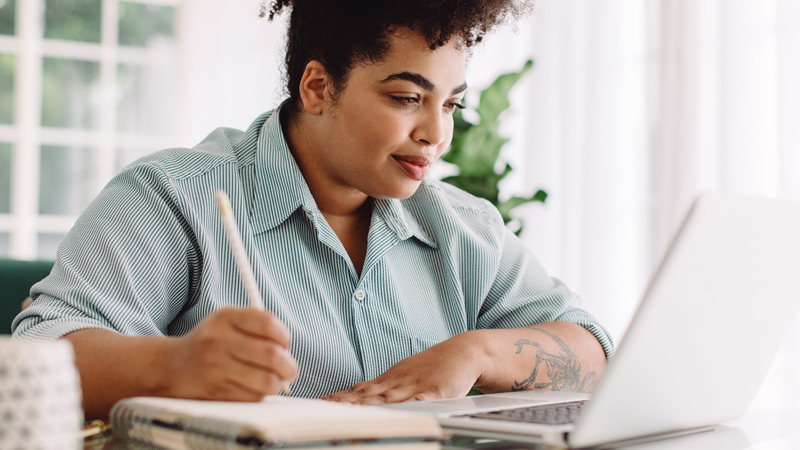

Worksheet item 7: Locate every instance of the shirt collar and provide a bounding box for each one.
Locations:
[246,107,437,248]
[374,197,437,248]
[249,107,320,234]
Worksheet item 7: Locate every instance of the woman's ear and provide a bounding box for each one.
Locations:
[298,61,329,115]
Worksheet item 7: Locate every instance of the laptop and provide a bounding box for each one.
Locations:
[384,192,800,448]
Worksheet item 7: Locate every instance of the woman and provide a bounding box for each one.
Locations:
[13,0,613,418]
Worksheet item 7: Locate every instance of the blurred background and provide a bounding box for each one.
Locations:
[0,0,798,350]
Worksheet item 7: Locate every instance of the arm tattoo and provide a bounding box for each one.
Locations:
[511,327,596,393]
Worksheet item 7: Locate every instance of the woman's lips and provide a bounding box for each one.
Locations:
[392,155,432,181]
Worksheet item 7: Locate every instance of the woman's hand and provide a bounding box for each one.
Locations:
[321,323,607,406]
[64,307,298,419]
[164,307,298,401]
[322,331,485,405]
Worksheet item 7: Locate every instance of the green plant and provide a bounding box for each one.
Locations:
[441,59,546,236]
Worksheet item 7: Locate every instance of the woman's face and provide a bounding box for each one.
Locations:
[313,29,467,200]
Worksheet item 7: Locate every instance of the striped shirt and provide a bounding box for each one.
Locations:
[13,108,614,398]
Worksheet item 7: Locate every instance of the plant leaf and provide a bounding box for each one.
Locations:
[497,190,548,223]
[441,59,547,234]
[452,108,471,136]
[441,174,501,204]
[476,59,533,127]
[446,123,508,176]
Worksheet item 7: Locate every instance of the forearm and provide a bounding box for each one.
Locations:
[63,328,174,420]
[63,309,298,419]
[470,321,607,394]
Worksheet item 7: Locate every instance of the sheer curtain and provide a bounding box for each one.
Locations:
[648,0,800,410]
[479,0,800,343]
[475,0,652,338]
[176,0,287,145]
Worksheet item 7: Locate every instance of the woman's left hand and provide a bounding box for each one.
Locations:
[321,331,485,405]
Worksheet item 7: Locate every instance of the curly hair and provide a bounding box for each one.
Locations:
[263,0,532,117]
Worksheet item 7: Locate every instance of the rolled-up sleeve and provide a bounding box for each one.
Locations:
[477,226,615,358]
[12,162,197,340]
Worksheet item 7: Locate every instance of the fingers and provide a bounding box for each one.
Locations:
[194,372,285,402]
[217,307,292,348]
[323,380,428,405]
[168,307,298,402]
[221,308,298,392]
[223,367,289,399]
[223,307,299,384]
[229,338,298,382]
[190,352,293,401]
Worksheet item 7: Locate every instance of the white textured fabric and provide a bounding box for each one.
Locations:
[0,337,83,450]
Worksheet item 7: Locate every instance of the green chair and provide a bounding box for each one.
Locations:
[0,259,55,335]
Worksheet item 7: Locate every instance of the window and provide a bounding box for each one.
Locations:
[0,0,181,259]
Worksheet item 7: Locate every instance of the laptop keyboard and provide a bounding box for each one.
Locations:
[459,400,587,425]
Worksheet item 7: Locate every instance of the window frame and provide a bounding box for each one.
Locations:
[0,0,181,260]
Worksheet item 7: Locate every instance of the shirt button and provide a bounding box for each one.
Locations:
[354,290,366,301]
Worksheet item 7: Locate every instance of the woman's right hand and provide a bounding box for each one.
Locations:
[164,307,298,401]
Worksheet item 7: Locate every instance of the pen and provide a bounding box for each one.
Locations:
[80,420,111,439]
[215,190,292,395]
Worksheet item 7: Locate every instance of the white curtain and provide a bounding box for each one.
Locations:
[176,0,288,145]
[472,0,652,338]
[648,0,800,410]
[468,0,800,344]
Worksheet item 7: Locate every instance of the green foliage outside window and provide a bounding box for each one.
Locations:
[0,142,11,214]
[441,60,546,236]
[119,2,175,47]
[1,0,178,259]
[0,53,13,124]
[44,0,102,43]
[0,0,15,36]
[41,58,100,129]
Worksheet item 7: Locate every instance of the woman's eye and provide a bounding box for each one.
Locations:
[391,96,419,106]
[390,96,464,113]
[444,102,465,113]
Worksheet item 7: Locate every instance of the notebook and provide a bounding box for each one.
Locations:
[384,192,800,448]
[110,396,444,449]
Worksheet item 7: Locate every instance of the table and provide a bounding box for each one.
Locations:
[84,323,800,449]
[83,403,800,450]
